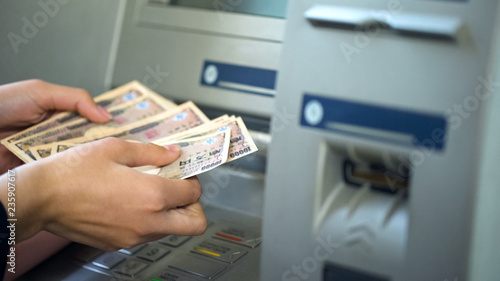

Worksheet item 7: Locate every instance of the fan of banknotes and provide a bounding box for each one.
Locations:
[0,81,258,179]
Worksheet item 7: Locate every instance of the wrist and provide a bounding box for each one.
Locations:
[0,162,54,242]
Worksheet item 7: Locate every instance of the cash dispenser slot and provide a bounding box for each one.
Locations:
[312,141,409,278]
[303,94,443,277]
[343,160,409,194]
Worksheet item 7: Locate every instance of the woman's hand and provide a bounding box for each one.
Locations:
[0,80,207,251]
[0,79,111,172]
[0,138,207,251]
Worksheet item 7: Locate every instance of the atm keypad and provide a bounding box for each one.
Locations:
[71,222,261,280]
[213,227,262,248]
[159,235,191,247]
[153,270,197,281]
[112,259,149,278]
[137,245,170,262]
[119,244,148,256]
[92,252,126,270]
[191,240,247,263]
[169,255,226,279]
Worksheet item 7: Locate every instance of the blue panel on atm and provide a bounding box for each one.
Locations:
[200,60,277,97]
[300,94,447,151]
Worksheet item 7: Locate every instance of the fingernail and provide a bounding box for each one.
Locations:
[166,144,181,152]
[97,106,112,120]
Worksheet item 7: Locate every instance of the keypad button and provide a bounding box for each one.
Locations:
[158,235,191,247]
[118,244,147,255]
[213,227,262,248]
[113,259,149,278]
[92,252,125,270]
[169,255,225,279]
[137,245,170,262]
[153,270,197,281]
[191,240,247,263]
[71,246,103,263]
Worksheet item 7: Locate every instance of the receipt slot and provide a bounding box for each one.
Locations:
[262,0,500,280]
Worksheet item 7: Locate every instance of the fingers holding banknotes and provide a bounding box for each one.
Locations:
[1,138,206,251]
[0,79,257,255]
[0,79,111,172]
[0,79,111,131]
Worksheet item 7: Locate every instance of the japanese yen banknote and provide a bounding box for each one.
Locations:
[1,81,258,180]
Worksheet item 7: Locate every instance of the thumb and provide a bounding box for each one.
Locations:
[104,138,181,168]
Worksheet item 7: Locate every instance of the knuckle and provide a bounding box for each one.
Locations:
[145,189,166,212]
[130,180,167,213]
[98,137,125,152]
[189,180,202,201]
[100,137,120,146]
[119,241,135,250]
[181,211,207,236]
[75,87,90,96]
[131,221,149,237]
[73,141,95,155]
[121,233,143,249]
[27,79,44,86]
[192,187,202,202]
[192,216,208,235]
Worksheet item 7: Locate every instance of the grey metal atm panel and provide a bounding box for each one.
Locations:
[112,0,285,118]
[262,0,499,280]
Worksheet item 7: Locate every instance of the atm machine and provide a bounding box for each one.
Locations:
[18,0,500,280]
[262,0,500,281]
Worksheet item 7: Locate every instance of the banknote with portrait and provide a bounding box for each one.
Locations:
[1,80,175,146]
[1,81,259,180]
[7,95,177,162]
